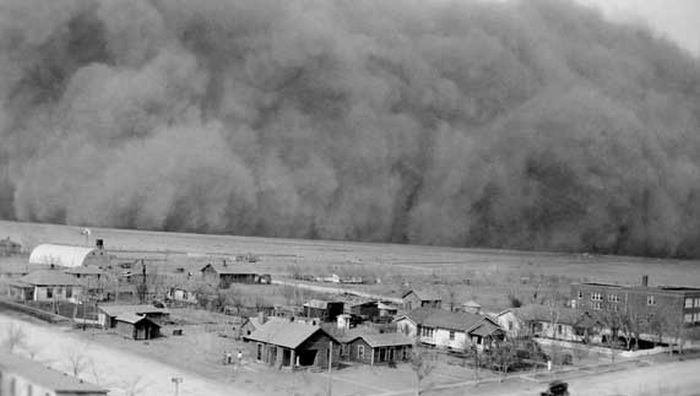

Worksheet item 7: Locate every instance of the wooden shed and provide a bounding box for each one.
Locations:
[114,314,161,340]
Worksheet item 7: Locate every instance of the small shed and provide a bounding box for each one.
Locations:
[344,333,414,366]
[115,314,161,340]
[303,300,344,322]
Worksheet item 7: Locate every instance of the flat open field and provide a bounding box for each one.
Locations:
[2,220,699,310]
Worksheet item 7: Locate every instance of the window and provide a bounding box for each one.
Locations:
[66,287,72,299]
[694,313,700,323]
[647,295,656,306]
[449,331,455,341]
[608,294,619,303]
[591,292,602,301]
[577,291,583,299]
[685,314,693,323]
[256,343,262,361]
[557,325,562,334]
[508,321,513,331]
[685,298,694,308]
[358,345,365,359]
[57,287,63,296]
[695,298,700,308]
[592,301,602,310]
[420,326,434,338]
[46,287,53,299]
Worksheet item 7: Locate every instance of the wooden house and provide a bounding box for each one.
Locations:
[8,270,83,302]
[343,333,413,366]
[244,320,340,369]
[402,290,442,311]
[200,263,271,288]
[394,307,504,351]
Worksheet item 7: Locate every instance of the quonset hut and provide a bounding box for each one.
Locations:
[29,241,113,268]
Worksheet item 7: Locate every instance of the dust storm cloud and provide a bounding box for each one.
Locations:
[1,0,700,257]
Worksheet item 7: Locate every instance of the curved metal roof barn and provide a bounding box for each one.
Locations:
[29,244,97,268]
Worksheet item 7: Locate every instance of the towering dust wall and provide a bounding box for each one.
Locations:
[1,0,700,257]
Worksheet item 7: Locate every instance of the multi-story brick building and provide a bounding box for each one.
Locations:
[570,276,700,337]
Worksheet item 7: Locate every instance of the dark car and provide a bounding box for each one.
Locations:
[540,380,569,396]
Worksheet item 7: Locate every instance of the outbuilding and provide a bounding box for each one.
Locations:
[114,314,161,340]
[29,243,113,268]
[344,333,414,366]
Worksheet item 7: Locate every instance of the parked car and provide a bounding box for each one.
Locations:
[540,380,569,396]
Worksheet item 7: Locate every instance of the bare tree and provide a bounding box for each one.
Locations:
[122,375,149,396]
[490,341,516,381]
[3,323,28,353]
[410,349,436,396]
[65,344,90,377]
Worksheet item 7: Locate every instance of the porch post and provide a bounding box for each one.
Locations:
[370,347,374,366]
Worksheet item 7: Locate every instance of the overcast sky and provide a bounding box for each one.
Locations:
[577,0,700,56]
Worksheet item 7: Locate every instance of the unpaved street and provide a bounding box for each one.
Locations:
[0,313,249,396]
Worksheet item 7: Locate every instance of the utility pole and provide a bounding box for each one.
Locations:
[327,341,333,396]
[171,376,182,396]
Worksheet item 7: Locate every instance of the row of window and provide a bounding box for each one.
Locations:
[683,312,700,323]
[580,291,620,303]
[45,286,73,299]
[417,326,458,341]
[579,291,657,306]
[684,298,700,309]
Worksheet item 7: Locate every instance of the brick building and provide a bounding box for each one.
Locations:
[570,276,700,338]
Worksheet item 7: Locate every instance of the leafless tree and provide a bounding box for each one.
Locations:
[3,323,28,353]
[64,344,90,377]
[410,349,436,396]
[490,341,517,381]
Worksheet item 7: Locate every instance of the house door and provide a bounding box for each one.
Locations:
[297,349,317,366]
[379,348,386,362]
[388,348,394,361]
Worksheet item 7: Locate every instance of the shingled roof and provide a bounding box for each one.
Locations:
[0,351,107,394]
[349,333,414,348]
[404,307,495,332]
[244,320,336,349]
[15,270,82,286]
[402,289,441,301]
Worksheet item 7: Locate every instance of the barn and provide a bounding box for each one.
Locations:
[29,243,113,268]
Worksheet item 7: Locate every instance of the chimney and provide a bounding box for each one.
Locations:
[641,275,649,287]
[95,239,104,250]
[223,259,227,267]
[258,311,267,325]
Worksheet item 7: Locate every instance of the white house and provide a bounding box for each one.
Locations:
[394,307,504,351]
[8,270,83,302]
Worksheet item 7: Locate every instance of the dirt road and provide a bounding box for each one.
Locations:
[0,313,249,396]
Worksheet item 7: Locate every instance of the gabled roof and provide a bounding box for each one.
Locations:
[404,307,493,332]
[402,289,441,301]
[200,263,259,275]
[116,314,159,326]
[29,244,97,268]
[244,320,335,349]
[349,333,414,348]
[99,304,169,318]
[462,300,481,308]
[16,270,82,286]
[469,321,503,337]
[0,351,107,394]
